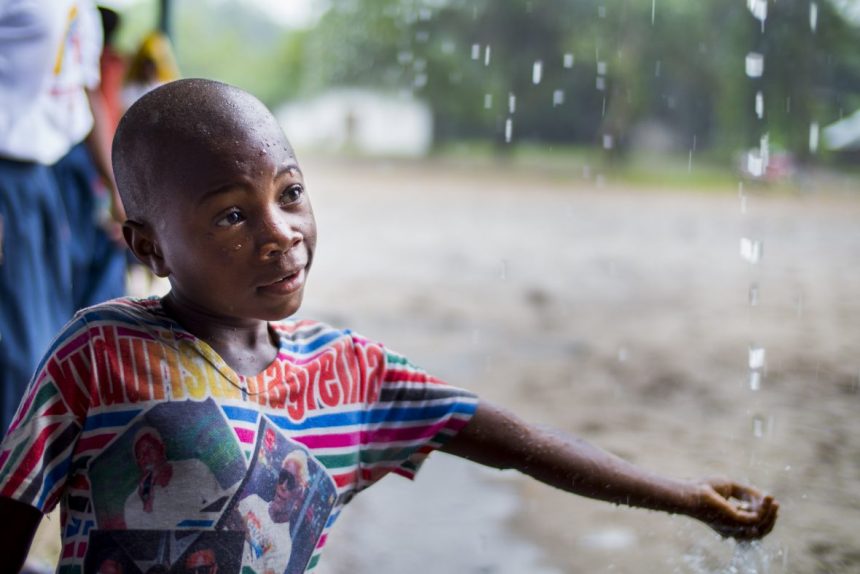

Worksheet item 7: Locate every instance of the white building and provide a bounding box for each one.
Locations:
[276,88,434,157]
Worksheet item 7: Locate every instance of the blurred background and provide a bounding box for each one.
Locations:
[31,1,860,572]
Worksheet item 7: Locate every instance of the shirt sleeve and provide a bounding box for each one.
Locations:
[0,314,92,512]
[353,335,479,490]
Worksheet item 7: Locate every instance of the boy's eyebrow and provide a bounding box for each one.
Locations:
[198,164,303,204]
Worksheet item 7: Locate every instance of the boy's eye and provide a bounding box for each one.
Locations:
[216,210,245,227]
[280,184,304,205]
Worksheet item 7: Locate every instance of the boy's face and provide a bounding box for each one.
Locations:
[150,114,316,324]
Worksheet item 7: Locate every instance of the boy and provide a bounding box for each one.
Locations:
[0,79,778,574]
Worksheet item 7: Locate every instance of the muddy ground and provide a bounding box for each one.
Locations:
[298,156,860,574]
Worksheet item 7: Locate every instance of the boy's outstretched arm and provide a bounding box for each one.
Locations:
[441,400,778,541]
[0,496,43,572]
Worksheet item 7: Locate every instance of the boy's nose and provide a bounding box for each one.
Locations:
[259,210,302,259]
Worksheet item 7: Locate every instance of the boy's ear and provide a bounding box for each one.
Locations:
[123,220,171,277]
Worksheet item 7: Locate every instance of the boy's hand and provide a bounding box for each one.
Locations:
[693,477,779,540]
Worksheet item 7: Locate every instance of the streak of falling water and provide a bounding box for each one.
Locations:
[552,90,564,107]
[471,43,480,60]
[651,0,656,24]
[755,91,764,119]
[508,93,516,114]
[484,93,492,110]
[747,0,768,30]
[504,118,513,143]
[810,2,818,32]
[809,122,819,153]
[563,53,574,68]
[484,45,492,66]
[532,60,543,84]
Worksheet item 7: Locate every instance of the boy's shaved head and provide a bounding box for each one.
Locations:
[112,78,293,221]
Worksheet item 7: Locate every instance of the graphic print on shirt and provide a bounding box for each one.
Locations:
[83,529,244,574]
[88,398,246,530]
[218,416,338,574]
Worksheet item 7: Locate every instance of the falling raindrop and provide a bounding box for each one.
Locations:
[553,90,565,107]
[810,2,818,32]
[741,238,763,264]
[596,76,606,91]
[749,370,762,391]
[746,133,770,177]
[748,345,766,370]
[755,91,764,119]
[483,93,493,110]
[745,52,764,78]
[809,121,820,153]
[484,45,492,66]
[471,43,480,60]
[597,61,608,76]
[748,283,759,306]
[602,134,614,149]
[747,0,767,27]
[651,0,656,24]
[508,93,517,114]
[532,60,543,84]
[563,53,574,68]
[504,118,513,143]
[752,414,767,438]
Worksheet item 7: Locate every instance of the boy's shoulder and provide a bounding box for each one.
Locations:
[71,296,168,329]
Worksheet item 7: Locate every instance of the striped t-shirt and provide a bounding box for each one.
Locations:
[0,297,478,574]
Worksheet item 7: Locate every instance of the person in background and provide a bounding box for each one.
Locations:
[50,0,128,313]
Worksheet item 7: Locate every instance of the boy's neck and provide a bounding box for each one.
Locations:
[161,292,278,377]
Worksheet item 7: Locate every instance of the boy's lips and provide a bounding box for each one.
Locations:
[258,267,306,296]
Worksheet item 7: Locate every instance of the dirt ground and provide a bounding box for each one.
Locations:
[296,156,860,574]
[24,155,860,573]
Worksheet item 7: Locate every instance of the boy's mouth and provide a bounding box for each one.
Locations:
[258,268,306,296]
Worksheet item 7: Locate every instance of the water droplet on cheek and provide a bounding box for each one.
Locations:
[233,243,243,251]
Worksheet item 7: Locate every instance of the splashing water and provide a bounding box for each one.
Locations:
[682,541,778,574]
[745,52,764,78]
[532,60,543,84]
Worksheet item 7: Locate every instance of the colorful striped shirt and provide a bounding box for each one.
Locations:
[0,297,478,574]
